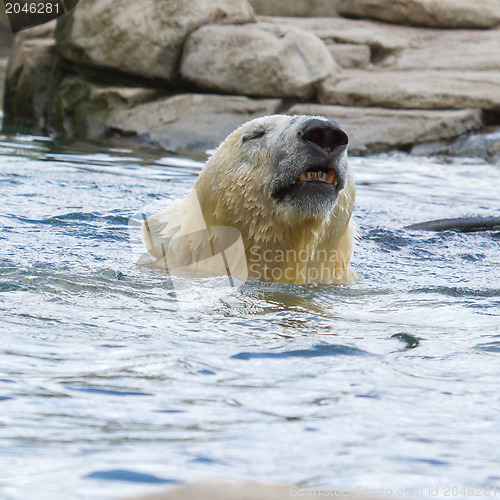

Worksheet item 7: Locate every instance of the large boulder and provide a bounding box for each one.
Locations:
[249,0,338,17]
[106,93,282,150]
[319,70,500,111]
[55,0,255,84]
[54,76,159,139]
[288,104,483,154]
[180,24,338,99]
[385,30,500,72]
[336,0,500,29]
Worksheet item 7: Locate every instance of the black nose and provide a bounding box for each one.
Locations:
[299,119,348,154]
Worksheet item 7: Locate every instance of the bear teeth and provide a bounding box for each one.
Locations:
[297,169,338,185]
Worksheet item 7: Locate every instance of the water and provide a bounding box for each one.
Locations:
[0,128,499,500]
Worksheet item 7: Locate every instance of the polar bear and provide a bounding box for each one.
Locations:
[142,115,357,286]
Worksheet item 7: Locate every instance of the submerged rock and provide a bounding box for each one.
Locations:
[406,217,500,232]
[181,24,337,99]
[337,0,500,29]
[55,0,255,84]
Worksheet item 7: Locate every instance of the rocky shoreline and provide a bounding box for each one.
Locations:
[3,0,500,160]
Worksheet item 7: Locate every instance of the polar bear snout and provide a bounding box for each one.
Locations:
[267,116,351,216]
[299,118,348,155]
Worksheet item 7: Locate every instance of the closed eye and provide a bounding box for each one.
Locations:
[242,129,266,143]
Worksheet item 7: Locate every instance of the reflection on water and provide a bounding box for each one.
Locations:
[0,132,499,500]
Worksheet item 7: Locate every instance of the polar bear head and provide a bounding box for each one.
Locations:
[143,115,357,285]
[199,114,353,221]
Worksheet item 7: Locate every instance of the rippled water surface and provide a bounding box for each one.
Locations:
[1,130,499,500]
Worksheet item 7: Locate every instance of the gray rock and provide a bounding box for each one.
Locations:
[406,216,500,232]
[4,34,59,128]
[180,23,337,99]
[327,43,371,68]
[337,0,500,29]
[319,70,500,111]
[386,30,500,72]
[106,93,283,151]
[258,15,413,53]
[55,0,255,84]
[249,0,339,17]
[288,104,483,154]
[55,76,159,139]
[261,16,500,72]
[412,128,500,163]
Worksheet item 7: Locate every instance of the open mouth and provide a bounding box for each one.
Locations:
[295,166,338,186]
[272,164,341,203]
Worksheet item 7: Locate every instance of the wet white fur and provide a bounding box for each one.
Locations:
[142,115,357,285]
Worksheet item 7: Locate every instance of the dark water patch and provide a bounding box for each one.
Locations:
[85,469,179,484]
[0,282,27,292]
[460,253,486,262]
[476,342,500,354]
[16,212,130,226]
[11,212,132,243]
[1,265,161,298]
[409,286,500,298]
[196,369,216,375]
[407,457,449,467]
[363,228,412,251]
[0,396,13,401]
[231,343,367,360]
[66,386,153,397]
[0,177,22,185]
[188,369,216,376]
[189,456,216,464]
